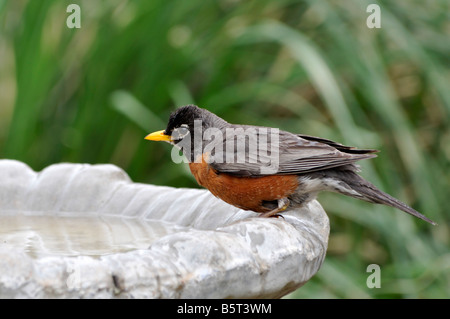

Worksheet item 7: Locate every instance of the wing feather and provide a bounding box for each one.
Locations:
[207,126,377,176]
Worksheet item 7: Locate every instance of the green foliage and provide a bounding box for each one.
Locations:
[0,0,448,298]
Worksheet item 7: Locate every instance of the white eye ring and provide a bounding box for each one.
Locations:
[172,125,190,141]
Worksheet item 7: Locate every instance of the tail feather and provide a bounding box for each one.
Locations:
[337,171,437,225]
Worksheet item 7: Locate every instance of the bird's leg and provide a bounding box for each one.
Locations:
[260,198,290,218]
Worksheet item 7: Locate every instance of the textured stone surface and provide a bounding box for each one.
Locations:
[0,159,329,298]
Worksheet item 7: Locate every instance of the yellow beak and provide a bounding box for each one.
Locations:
[144,130,172,142]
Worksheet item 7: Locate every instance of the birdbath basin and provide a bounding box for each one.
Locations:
[0,159,329,298]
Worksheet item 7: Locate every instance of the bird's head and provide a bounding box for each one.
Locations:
[145,105,228,160]
[144,105,203,145]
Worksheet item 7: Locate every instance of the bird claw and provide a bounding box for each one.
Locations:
[270,213,285,219]
[260,198,289,219]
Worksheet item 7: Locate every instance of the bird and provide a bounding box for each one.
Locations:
[145,105,436,225]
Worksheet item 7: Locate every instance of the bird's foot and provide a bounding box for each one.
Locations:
[260,198,289,218]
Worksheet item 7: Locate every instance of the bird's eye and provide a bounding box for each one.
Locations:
[171,125,190,141]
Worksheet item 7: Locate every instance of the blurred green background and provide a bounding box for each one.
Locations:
[0,0,449,298]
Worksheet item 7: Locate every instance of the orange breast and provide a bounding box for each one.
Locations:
[188,155,299,212]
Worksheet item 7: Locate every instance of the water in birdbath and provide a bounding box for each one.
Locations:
[0,213,185,258]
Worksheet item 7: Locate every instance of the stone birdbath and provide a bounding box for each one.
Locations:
[0,159,329,298]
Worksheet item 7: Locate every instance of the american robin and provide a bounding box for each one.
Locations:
[145,105,436,225]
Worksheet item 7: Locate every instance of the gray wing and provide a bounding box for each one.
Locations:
[206,126,378,176]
